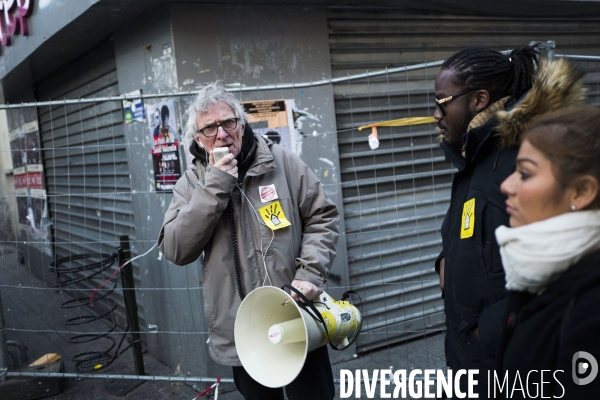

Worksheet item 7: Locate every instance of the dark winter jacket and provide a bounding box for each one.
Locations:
[496,249,600,399]
[158,132,339,366]
[437,58,588,376]
[439,115,516,372]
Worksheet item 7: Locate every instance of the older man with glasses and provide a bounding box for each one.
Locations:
[158,81,339,400]
[432,45,589,398]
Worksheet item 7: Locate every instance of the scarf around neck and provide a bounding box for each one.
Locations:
[495,210,600,294]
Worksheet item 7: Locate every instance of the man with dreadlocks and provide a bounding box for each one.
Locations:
[433,45,587,396]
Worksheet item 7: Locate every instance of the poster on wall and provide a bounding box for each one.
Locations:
[122,89,145,124]
[147,99,182,192]
[241,99,319,157]
[8,108,52,256]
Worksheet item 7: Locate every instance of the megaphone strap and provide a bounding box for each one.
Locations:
[282,285,362,352]
[342,289,360,302]
[333,289,362,351]
[283,284,324,324]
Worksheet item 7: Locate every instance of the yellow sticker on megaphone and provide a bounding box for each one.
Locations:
[259,200,291,230]
[321,310,338,337]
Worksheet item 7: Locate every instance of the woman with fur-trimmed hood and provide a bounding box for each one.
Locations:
[433,45,587,397]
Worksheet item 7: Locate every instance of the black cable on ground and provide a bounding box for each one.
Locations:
[49,253,131,372]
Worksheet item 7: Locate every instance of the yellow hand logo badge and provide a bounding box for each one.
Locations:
[259,200,291,231]
[460,198,475,239]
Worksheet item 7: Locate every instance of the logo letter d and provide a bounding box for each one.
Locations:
[572,351,598,385]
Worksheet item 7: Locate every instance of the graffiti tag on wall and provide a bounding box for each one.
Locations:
[0,0,34,53]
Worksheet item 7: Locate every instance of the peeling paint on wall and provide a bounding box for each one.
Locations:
[150,52,178,92]
[223,36,305,81]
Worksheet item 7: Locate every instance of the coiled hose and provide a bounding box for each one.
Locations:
[49,253,130,372]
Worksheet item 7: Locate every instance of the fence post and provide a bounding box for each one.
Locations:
[530,40,556,61]
[118,235,145,376]
[0,289,7,382]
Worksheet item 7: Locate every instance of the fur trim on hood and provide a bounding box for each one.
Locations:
[496,58,588,148]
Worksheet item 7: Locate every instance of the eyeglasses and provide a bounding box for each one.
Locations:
[434,89,477,117]
[197,118,239,138]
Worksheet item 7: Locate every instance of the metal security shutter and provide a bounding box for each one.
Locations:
[36,39,137,325]
[328,8,600,352]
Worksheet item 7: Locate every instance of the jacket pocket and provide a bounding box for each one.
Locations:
[459,316,490,371]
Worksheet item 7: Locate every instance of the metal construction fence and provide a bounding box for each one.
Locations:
[1,49,600,398]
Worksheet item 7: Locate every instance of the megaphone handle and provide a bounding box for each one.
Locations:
[282,285,362,352]
[282,284,323,324]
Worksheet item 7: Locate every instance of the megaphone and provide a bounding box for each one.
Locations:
[234,286,361,388]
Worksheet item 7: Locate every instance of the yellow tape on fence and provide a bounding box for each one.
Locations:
[357,116,437,131]
[360,116,437,150]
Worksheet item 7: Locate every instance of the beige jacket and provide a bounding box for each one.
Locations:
[158,136,339,366]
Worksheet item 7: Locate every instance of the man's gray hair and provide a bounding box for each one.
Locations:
[184,81,247,145]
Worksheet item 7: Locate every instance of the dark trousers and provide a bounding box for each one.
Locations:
[232,345,335,400]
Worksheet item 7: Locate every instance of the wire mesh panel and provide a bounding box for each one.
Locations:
[1,46,600,399]
[36,40,135,261]
[33,40,140,367]
[327,7,600,353]
[573,59,600,105]
[328,10,451,352]
[332,75,449,352]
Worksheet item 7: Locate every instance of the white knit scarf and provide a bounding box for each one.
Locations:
[495,210,600,294]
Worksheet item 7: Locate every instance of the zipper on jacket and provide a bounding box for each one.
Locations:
[493,148,501,171]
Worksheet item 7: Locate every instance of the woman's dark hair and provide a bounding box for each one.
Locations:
[441,45,538,104]
[523,105,600,208]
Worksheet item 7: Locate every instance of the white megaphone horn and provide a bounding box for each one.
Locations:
[234,285,362,388]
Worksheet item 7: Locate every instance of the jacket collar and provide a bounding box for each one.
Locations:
[246,134,276,178]
[441,115,500,171]
[441,140,466,170]
[512,249,600,318]
[440,96,510,170]
[467,96,509,133]
[463,116,501,164]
